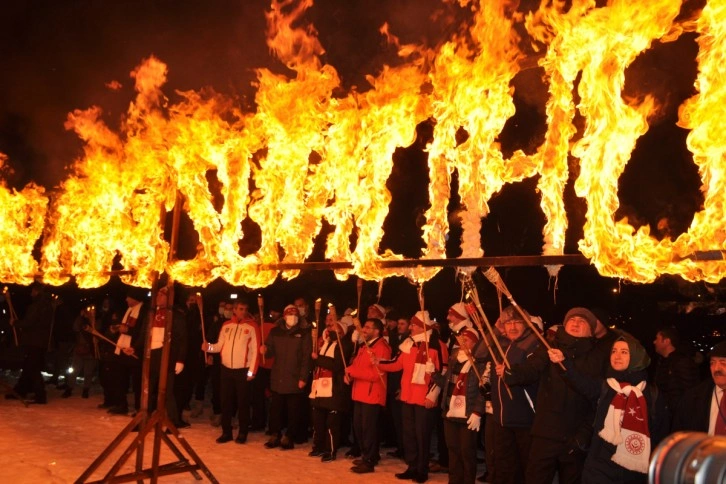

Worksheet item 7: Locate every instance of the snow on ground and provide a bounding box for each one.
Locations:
[0,382,454,483]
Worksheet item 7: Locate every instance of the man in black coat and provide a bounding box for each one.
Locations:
[501,307,608,484]
[653,326,701,416]
[8,282,53,403]
[106,286,148,415]
[260,304,312,450]
[673,339,726,435]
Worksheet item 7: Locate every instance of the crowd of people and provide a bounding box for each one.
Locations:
[3,281,725,484]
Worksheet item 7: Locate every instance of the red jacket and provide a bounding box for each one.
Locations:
[379,338,440,406]
[348,337,391,406]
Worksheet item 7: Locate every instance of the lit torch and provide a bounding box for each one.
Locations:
[3,287,19,346]
[257,294,265,364]
[196,292,208,361]
[312,298,321,356]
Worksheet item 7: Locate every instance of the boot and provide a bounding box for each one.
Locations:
[321,452,336,463]
[264,437,281,449]
[279,435,294,450]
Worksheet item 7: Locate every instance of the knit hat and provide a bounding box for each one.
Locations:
[338,315,354,332]
[497,305,527,326]
[368,304,386,319]
[709,340,726,358]
[459,328,480,343]
[563,307,598,334]
[283,304,299,316]
[613,330,650,372]
[448,302,469,321]
[410,310,432,328]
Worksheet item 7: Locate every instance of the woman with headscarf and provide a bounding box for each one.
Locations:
[548,331,669,483]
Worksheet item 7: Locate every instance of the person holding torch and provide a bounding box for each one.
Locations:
[202,300,258,444]
[308,307,353,462]
[345,317,391,474]
[374,310,442,483]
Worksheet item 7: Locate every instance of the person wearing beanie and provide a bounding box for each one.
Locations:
[490,305,542,484]
[446,302,473,354]
[308,310,353,462]
[367,304,387,320]
[500,307,609,484]
[673,339,726,435]
[260,303,312,450]
[345,317,391,474]
[427,327,487,484]
[203,300,257,444]
[548,331,669,482]
[376,310,443,483]
[104,286,150,415]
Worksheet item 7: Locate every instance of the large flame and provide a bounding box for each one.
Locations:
[0,154,48,285]
[1,0,724,288]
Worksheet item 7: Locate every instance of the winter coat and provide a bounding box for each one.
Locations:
[143,306,189,366]
[491,328,541,428]
[310,335,352,411]
[264,321,313,394]
[672,379,715,433]
[348,336,391,406]
[15,291,53,349]
[379,336,441,406]
[653,350,700,415]
[504,327,608,448]
[432,338,487,423]
[560,363,669,483]
[208,319,258,373]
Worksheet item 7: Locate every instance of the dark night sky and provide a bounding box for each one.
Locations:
[0,0,722,345]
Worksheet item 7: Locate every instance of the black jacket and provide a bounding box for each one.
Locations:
[311,334,352,411]
[504,327,608,446]
[561,365,670,483]
[672,379,714,433]
[491,328,541,428]
[265,320,313,394]
[15,291,53,349]
[653,351,700,415]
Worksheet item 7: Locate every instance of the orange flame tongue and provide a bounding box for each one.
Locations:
[0,154,48,285]
[2,0,726,289]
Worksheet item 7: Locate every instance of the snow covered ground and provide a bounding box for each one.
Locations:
[0,379,455,483]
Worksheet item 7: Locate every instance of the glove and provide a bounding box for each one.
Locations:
[466,413,481,432]
[174,362,184,375]
[425,359,435,373]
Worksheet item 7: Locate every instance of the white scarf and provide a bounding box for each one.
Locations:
[115,304,140,354]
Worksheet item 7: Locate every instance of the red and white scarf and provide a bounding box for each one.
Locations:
[599,379,650,473]
[309,340,336,399]
[446,360,471,419]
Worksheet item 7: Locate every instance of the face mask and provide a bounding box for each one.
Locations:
[285,315,298,327]
[223,310,233,319]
